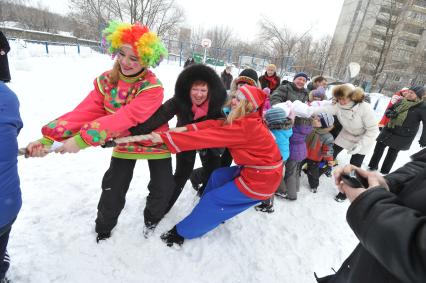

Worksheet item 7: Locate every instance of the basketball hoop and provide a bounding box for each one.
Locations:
[201,38,212,48]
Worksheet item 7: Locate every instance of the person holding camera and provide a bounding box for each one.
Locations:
[316,148,426,283]
[368,86,426,174]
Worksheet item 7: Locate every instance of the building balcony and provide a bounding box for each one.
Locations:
[405,17,426,27]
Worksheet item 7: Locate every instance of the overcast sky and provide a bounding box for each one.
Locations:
[31,0,345,41]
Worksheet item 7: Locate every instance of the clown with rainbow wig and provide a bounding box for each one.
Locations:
[26,21,176,242]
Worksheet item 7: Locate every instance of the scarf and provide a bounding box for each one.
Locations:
[387,99,422,129]
[306,128,330,149]
[263,73,279,90]
[192,99,210,120]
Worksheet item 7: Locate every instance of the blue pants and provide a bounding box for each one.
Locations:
[176,166,260,239]
[0,220,13,280]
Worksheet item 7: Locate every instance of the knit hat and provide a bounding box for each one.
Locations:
[265,107,287,125]
[409,86,425,98]
[317,112,334,128]
[102,20,167,67]
[312,87,326,99]
[236,68,258,86]
[236,85,266,113]
[293,72,308,81]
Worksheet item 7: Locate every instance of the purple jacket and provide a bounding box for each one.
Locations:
[289,118,312,161]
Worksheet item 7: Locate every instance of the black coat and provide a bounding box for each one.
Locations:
[220,71,233,90]
[0,31,11,82]
[129,64,227,191]
[259,72,281,92]
[377,100,426,150]
[318,148,426,283]
[130,64,226,132]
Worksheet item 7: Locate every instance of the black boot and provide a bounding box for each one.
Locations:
[160,226,184,247]
[96,232,111,243]
[334,192,347,202]
[189,168,204,192]
[143,221,158,239]
[254,202,274,213]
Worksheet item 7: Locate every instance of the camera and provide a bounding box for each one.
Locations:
[341,170,369,188]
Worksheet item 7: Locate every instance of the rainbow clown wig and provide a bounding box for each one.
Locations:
[102,20,168,68]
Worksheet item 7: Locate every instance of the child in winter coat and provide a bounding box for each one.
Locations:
[25,21,175,241]
[304,113,335,193]
[146,85,283,247]
[255,107,293,213]
[271,102,313,201]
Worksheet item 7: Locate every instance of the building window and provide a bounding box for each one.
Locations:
[398,38,418,47]
[414,0,426,8]
[403,24,424,35]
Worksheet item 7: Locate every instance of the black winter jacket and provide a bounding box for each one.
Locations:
[318,148,426,283]
[130,64,226,133]
[0,31,11,82]
[129,64,227,192]
[220,71,233,91]
[377,100,426,150]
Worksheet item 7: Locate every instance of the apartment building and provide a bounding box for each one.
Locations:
[329,0,426,94]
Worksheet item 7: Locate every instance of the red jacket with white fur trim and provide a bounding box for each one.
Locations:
[160,112,283,200]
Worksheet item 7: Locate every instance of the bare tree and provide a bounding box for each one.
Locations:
[258,17,312,74]
[70,0,184,38]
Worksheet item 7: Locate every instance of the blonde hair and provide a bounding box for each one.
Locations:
[267,64,277,71]
[225,99,255,125]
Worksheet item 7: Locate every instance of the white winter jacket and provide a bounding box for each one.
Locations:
[312,101,379,155]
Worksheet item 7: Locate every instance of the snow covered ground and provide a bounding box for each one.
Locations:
[5,41,421,283]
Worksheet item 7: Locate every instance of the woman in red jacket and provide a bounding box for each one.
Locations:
[147,85,283,247]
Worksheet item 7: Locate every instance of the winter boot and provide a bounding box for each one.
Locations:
[275,192,296,201]
[160,226,184,247]
[334,192,347,202]
[96,232,111,243]
[0,250,10,282]
[143,221,158,239]
[254,202,275,213]
[311,187,318,193]
[189,168,204,192]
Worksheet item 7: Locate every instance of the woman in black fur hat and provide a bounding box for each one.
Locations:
[129,64,227,215]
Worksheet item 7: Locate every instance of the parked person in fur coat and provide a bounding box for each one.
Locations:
[317,148,426,283]
[25,21,174,241]
[129,63,227,210]
[368,86,426,174]
[312,84,379,202]
[146,85,283,247]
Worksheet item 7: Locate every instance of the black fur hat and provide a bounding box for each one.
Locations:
[174,64,227,122]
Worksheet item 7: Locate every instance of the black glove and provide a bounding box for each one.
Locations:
[384,109,397,119]
[419,140,426,148]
